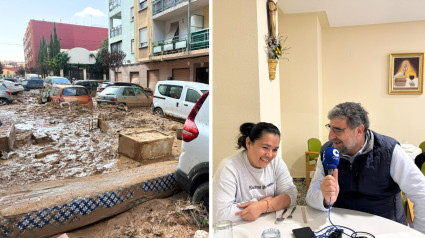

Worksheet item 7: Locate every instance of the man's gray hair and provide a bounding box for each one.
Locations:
[328,102,369,130]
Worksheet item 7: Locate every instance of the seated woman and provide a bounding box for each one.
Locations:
[213,122,297,223]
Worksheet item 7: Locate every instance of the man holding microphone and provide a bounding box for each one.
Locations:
[306,102,425,234]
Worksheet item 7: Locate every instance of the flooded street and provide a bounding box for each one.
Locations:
[0,90,207,237]
[0,90,182,189]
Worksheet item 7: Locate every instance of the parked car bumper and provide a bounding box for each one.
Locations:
[97,100,117,105]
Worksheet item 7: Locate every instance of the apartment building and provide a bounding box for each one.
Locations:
[23,20,108,68]
[108,0,209,90]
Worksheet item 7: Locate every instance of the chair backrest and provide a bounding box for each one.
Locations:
[415,152,425,176]
[307,138,321,160]
[419,141,425,153]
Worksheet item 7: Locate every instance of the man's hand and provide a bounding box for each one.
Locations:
[320,169,339,206]
[235,201,265,221]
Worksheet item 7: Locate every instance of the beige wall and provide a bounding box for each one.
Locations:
[322,21,425,148]
[134,0,150,60]
[212,0,283,174]
[203,6,209,28]
[279,12,324,178]
[279,13,425,178]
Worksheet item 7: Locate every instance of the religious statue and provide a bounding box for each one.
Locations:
[267,0,277,37]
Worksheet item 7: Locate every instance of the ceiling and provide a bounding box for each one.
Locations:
[278,0,425,27]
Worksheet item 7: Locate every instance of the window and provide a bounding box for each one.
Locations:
[169,86,183,99]
[122,88,135,96]
[185,89,201,103]
[139,0,147,11]
[135,88,145,96]
[139,28,147,48]
[130,7,134,21]
[131,39,135,53]
[111,41,122,52]
[49,87,60,96]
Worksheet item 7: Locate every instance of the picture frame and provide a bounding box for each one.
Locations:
[389,53,424,94]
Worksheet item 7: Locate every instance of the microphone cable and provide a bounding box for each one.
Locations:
[312,197,375,238]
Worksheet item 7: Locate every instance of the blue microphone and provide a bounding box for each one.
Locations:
[323,147,340,176]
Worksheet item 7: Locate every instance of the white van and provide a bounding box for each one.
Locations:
[152,80,209,120]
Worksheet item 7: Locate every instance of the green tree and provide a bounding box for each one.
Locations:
[48,32,54,59]
[0,62,3,75]
[101,50,126,81]
[48,52,70,76]
[87,38,109,77]
[38,35,48,63]
[53,23,61,56]
[48,24,61,60]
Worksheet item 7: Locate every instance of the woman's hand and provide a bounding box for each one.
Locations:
[235,201,266,221]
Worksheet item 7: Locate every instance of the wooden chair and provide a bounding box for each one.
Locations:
[305,138,321,190]
[401,192,414,226]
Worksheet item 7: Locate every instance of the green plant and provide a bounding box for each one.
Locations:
[266,35,290,60]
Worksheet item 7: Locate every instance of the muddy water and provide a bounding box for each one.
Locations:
[0,90,183,190]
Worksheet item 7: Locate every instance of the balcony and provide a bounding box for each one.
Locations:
[110,25,122,38]
[109,0,121,12]
[152,0,186,16]
[152,28,209,56]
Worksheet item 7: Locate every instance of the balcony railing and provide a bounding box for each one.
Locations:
[109,0,121,12]
[152,0,186,16]
[190,28,209,50]
[110,25,122,38]
[152,28,209,56]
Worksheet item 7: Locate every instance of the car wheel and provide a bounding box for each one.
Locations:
[0,98,9,105]
[192,182,209,210]
[154,107,164,117]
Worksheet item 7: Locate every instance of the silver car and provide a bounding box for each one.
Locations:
[0,80,24,95]
[0,84,13,105]
[97,86,151,107]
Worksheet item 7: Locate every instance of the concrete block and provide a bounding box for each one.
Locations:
[118,128,174,163]
[98,117,109,132]
[0,124,15,152]
[31,131,53,144]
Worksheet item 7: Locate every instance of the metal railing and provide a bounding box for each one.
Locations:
[190,28,209,50]
[110,25,122,38]
[152,0,186,16]
[152,28,209,56]
[109,0,121,11]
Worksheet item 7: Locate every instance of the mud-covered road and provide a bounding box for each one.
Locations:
[0,90,208,238]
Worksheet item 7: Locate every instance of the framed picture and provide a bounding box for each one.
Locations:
[389,53,424,94]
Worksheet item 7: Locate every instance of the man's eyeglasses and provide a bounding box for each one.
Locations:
[325,124,347,135]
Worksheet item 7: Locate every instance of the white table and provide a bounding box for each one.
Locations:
[232,206,425,237]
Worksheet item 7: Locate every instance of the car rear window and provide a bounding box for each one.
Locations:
[62,87,89,96]
[0,85,7,90]
[101,87,119,95]
[53,78,71,84]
